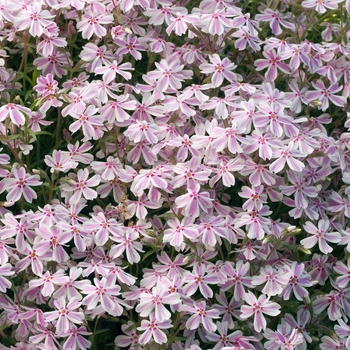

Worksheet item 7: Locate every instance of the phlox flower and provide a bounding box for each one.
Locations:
[240,291,281,332]
[184,300,220,333]
[131,168,170,196]
[319,336,345,350]
[68,142,94,165]
[199,54,237,87]
[282,309,312,349]
[28,269,68,297]
[279,171,318,209]
[76,11,113,39]
[99,94,137,123]
[255,49,290,81]
[183,263,218,299]
[84,211,124,246]
[28,111,54,131]
[80,277,124,317]
[221,261,253,300]
[0,103,31,126]
[44,150,77,173]
[80,43,114,72]
[239,185,267,211]
[37,34,67,58]
[52,0,86,10]
[201,9,233,36]
[91,157,122,181]
[124,120,159,144]
[305,80,346,111]
[33,50,72,78]
[301,219,341,254]
[213,292,243,329]
[15,1,54,37]
[251,265,289,296]
[168,134,202,162]
[53,267,87,300]
[209,158,244,187]
[239,160,276,186]
[335,319,350,349]
[147,53,192,92]
[166,12,199,36]
[4,166,42,203]
[95,60,134,84]
[264,323,304,350]
[61,326,91,350]
[175,183,213,217]
[0,263,14,292]
[115,35,147,60]
[34,224,71,262]
[137,312,172,345]
[109,227,144,264]
[281,262,313,301]
[136,285,181,322]
[232,26,261,52]
[154,252,187,280]
[114,321,140,349]
[269,143,305,174]
[44,297,85,335]
[69,105,104,140]
[62,168,100,205]
[34,74,58,97]
[206,321,249,350]
[210,124,245,155]
[302,0,343,13]
[234,206,272,240]
[255,9,295,35]
[15,242,51,276]
[172,157,211,190]
[163,216,199,249]
[334,258,350,288]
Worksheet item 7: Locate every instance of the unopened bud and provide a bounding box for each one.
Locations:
[262,234,276,244]
[287,225,296,232]
[1,201,14,207]
[310,100,322,107]
[298,245,312,255]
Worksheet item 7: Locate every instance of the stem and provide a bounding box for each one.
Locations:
[54,106,62,150]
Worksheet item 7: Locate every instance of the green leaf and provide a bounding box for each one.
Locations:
[141,249,156,262]
[158,212,176,219]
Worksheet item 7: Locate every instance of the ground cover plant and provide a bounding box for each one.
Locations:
[0,0,350,349]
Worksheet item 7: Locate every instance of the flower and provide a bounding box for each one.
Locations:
[301,219,341,254]
[4,166,42,203]
[136,285,181,322]
[80,277,124,317]
[255,49,291,81]
[221,261,253,300]
[199,54,237,87]
[61,326,91,350]
[305,80,346,111]
[281,262,313,301]
[240,291,281,332]
[137,313,172,345]
[76,11,113,39]
[61,169,100,205]
[15,2,55,37]
[44,297,85,334]
[0,103,31,126]
[175,183,213,218]
[147,53,192,92]
[184,300,220,333]
[109,227,144,264]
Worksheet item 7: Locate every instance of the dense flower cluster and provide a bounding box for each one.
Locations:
[0,0,350,349]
